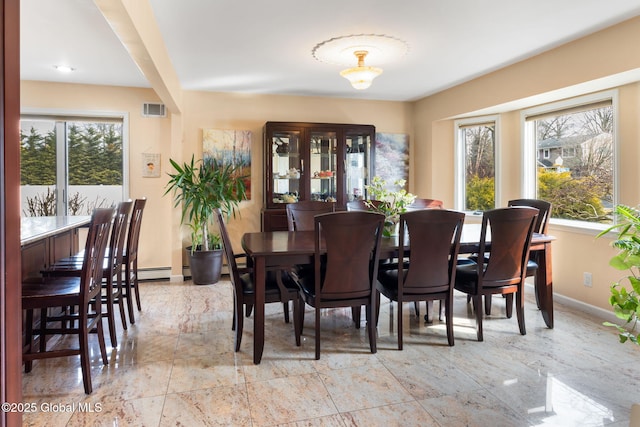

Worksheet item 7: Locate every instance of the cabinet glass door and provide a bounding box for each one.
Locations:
[309,131,337,202]
[345,131,372,201]
[271,130,301,204]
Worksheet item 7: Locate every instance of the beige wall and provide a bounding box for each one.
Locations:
[413,16,640,311]
[20,82,411,278]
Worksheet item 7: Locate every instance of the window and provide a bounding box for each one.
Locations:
[524,92,615,224]
[455,118,497,212]
[20,113,128,216]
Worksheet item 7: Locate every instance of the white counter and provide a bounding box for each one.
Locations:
[21,216,91,246]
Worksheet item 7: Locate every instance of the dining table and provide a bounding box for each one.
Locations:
[241,223,555,364]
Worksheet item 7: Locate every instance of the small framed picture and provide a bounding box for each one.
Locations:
[142,153,161,178]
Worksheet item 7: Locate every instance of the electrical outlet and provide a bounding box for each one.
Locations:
[584,272,593,287]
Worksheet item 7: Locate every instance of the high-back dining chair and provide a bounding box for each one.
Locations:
[22,207,114,394]
[505,198,552,309]
[286,201,335,231]
[215,209,302,351]
[377,209,464,348]
[407,198,444,211]
[294,211,384,359]
[122,197,146,324]
[454,206,538,341]
[42,200,133,347]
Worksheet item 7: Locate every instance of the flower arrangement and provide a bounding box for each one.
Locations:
[365,176,416,237]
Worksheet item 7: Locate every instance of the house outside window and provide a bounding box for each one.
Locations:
[524,92,615,224]
[455,117,497,212]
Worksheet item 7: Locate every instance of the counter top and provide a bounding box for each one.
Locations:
[21,216,92,246]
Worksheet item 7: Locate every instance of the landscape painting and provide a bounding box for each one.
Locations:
[374,133,410,190]
[202,129,252,199]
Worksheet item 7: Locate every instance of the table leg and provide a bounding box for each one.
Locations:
[254,256,265,364]
[534,243,554,328]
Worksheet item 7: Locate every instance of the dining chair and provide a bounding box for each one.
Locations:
[284,201,336,320]
[42,200,133,347]
[22,207,114,394]
[406,198,444,211]
[480,199,551,315]
[286,200,335,231]
[454,206,538,341]
[377,209,464,348]
[402,197,445,319]
[121,197,147,324]
[294,211,384,359]
[215,208,302,351]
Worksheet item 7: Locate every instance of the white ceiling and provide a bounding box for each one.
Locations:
[20,0,640,102]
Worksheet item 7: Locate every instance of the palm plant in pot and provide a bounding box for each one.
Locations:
[597,204,640,345]
[165,154,247,284]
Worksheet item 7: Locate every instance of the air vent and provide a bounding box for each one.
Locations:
[142,102,166,118]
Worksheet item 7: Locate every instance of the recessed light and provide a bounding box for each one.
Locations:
[54,65,75,73]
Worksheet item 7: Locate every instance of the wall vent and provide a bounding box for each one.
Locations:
[142,102,166,118]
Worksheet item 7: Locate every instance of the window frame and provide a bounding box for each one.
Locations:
[454,115,500,212]
[20,107,130,214]
[521,90,619,230]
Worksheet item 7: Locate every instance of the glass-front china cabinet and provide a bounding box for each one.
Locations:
[262,121,375,231]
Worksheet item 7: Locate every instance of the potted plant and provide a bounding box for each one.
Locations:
[165,155,247,284]
[365,176,416,237]
[597,204,640,345]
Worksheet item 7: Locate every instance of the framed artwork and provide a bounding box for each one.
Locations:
[202,129,252,199]
[374,133,410,190]
[142,153,161,178]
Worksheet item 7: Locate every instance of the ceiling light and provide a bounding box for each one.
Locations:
[54,65,75,73]
[312,34,408,90]
[339,51,382,90]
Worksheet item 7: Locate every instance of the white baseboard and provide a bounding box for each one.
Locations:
[524,282,618,324]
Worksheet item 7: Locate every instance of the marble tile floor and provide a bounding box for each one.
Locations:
[21,278,640,427]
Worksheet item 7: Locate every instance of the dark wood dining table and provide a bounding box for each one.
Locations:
[241,223,555,364]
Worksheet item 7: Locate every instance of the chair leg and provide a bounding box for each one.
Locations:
[283,301,290,323]
[375,291,381,327]
[115,276,128,331]
[516,290,526,335]
[397,299,403,350]
[124,266,136,324]
[234,306,244,352]
[79,313,93,394]
[445,296,454,346]
[367,303,377,354]
[414,301,420,317]
[293,297,302,347]
[351,306,361,329]
[298,297,306,337]
[484,295,492,315]
[24,309,34,373]
[39,308,47,353]
[315,306,321,360]
[505,294,514,318]
[425,300,434,324]
[104,281,117,348]
[472,295,483,342]
[133,259,142,311]
[95,306,108,366]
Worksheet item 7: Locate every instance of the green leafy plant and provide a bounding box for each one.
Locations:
[365,176,416,237]
[597,204,640,345]
[165,155,247,253]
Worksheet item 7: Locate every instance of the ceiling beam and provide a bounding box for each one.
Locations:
[94,0,182,113]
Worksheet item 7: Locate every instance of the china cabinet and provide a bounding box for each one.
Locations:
[262,121,375,231]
